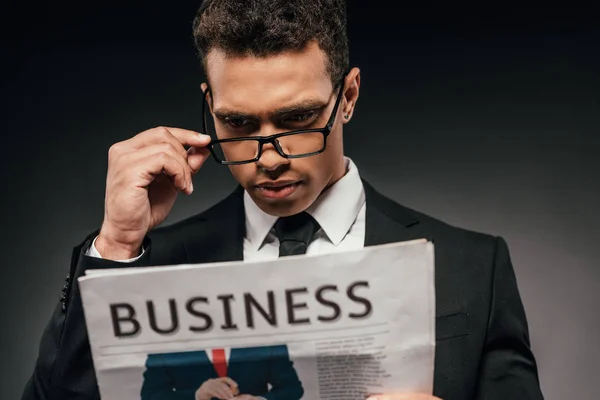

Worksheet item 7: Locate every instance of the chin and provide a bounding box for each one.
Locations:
[250,186,315,217]
[255,197,307,217]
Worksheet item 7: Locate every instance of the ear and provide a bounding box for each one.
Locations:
[200,82,208,93]
[342,67,360,123]
[200,82,213,112]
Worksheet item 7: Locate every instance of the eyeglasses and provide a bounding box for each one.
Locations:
[202,74,347,165]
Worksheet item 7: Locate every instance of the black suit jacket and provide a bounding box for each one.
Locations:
[22,180,544,400]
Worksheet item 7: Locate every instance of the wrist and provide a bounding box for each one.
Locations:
[96,228,143,260]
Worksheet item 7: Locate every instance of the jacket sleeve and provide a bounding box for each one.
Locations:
[21,231,154,400]
[475,237,544,400]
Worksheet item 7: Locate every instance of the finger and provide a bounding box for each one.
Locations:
[127,126,210,152]
[163,126,211,148]
[129,151,190,193]
[123,143,193,193]
[213,382,234,399]
[203,383,225,399]
[187,145,211,174]
[219,376,239,391]
[128,142,192,181]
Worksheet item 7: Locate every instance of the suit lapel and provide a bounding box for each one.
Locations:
[227,348,242,377]
[363,179,433,246]
[182,185,246,264]
[197,350,219,379]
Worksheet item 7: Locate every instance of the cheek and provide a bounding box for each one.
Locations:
[320,130,343,167]
[300,131,343,175]
[326,127,344,150]
[296,154,332,185]
[227,164,254,183]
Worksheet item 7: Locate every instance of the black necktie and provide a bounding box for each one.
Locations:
[274,212,320,257]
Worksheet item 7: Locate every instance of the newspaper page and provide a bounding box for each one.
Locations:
[79,239,435,400]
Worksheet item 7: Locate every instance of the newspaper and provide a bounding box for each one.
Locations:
[79,239,436,400]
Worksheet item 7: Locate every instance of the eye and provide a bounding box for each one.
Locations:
[286,110,317,123]
[224,117,250,128]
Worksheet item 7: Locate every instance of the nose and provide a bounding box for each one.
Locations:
[256,140,290,171]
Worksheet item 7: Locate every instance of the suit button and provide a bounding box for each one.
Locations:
[61,273,71,312]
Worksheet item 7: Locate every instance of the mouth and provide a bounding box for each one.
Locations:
[255,181,302,199]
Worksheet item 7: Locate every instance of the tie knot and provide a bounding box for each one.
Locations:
[274,212,320,257]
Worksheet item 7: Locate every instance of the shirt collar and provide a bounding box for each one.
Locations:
[244,190,279,251]
[244,156,366,251]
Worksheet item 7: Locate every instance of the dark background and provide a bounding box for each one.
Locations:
[2,2,599,399]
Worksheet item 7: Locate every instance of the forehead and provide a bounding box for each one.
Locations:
[205,42,333,112]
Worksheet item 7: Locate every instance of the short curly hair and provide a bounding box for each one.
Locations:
[192,0,349,88]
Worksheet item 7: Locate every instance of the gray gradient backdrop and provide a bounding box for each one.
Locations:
[2,3,599,399]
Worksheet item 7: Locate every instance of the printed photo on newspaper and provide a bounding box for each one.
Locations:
[78,239,436,400]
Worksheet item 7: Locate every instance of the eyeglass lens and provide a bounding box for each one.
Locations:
[210,131,325,163]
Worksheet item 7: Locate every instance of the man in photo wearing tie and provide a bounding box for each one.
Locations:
[140,345,303,400]
[22,0,544,399]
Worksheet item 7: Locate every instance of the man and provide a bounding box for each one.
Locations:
[140,345,303,400]
[22,1,544,399]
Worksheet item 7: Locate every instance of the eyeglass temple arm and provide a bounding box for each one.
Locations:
[325,73,349,131]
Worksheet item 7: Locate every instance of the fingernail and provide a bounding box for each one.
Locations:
[189,182,194,193]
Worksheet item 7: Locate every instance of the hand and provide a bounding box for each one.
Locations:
[96,126,211,259]
[195,377,239,400]
[366,394,442,400]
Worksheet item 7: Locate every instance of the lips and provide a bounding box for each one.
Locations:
[256,180,299,188]
[255,181,301,199]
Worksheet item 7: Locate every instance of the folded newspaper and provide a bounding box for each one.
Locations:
[79,239,436,400]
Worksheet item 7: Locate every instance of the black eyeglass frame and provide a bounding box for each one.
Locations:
[202,73,348,165]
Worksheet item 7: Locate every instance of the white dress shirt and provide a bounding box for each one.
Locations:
[243,156,366,261]
[87,156,366,262]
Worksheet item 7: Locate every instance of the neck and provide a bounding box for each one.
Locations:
[323,156,348,193]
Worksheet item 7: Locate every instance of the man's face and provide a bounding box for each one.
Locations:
[202,42,359,217]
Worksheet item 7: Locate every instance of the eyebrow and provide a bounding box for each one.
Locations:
[213,99,330,121]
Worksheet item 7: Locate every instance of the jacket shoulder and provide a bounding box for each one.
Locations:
[365,180,501,252]
[412,206,498,246]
